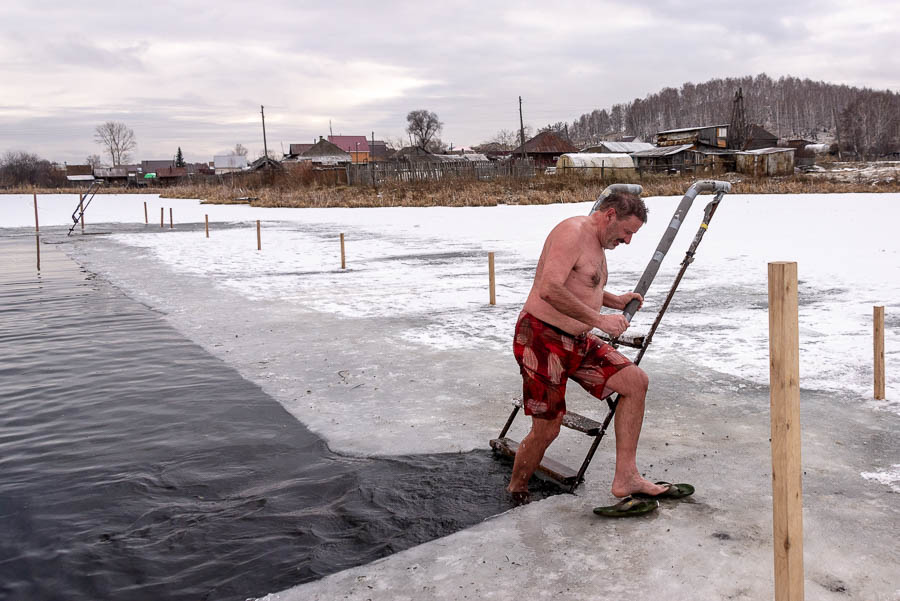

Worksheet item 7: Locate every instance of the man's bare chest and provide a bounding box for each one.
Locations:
[571,252,607,290]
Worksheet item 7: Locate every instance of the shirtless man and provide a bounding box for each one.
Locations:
[508,191,667,504]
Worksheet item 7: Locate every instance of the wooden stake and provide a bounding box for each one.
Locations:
[160,207,164,228]
[488,252,496,305]
[767,261,804,601]
[257,220,261,250]
[33,193,40,271]
[340,233,346,269]
[144,201,148,224]
[169,207,173,229]
[874,306,885,400]
[205,214,209,238]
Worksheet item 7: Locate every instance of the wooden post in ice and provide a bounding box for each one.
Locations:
[257,220,261,250]
[767,261,804,601]
[169,208,174,229]
[205,214,209,238]
[33,193,40,271]
[160,207,164,228]
[144,201,148,224]
[874,306,885,400]
[340,233,346,269]
[488,252,496,305]
[79,194,84,231]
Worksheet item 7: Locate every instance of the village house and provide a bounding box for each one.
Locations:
[328,136,370,164]
[656,124,729,149]
[509,131,578,169]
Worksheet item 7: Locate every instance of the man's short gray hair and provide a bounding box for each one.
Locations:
[593,192,648,223]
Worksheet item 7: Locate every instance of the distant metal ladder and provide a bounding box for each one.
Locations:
[67,181,103,236]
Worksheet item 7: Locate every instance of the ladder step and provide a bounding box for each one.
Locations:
[490,437,579,486]
[596,332,645,349]
[511,399,603,436]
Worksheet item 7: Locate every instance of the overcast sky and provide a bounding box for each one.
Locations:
[1,0,897,165]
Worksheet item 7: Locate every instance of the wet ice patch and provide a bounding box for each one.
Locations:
[861,465,900,493]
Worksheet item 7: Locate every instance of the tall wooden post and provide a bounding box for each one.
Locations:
[144,201,148,224]
[160,207,164,228]
[205,214,209,238]
[340,233,346,269]
[488,252,496,305]
[257,220,261,250]
[767,261,804,601]
[33,193,40,271]
[169,208,173,229]
[874,306,885,400]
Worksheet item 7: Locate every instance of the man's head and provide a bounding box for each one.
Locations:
[592,192,648,250]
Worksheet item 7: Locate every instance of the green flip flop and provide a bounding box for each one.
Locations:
[633,481,695,500]
[593,496,659,518]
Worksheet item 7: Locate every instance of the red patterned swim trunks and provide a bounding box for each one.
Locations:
[513,310,633,419]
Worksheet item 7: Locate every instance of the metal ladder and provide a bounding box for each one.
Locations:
[67,181,103,236]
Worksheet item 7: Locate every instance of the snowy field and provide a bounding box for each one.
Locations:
[5,191,898,413]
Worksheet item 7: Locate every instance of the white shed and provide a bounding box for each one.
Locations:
[556,153,636,177]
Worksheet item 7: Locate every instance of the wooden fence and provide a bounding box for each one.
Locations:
[345,160,535,187]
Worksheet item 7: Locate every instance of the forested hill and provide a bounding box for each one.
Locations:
[564,74,899,157]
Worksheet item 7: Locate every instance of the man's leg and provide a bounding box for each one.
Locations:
[604,365,667,498]
[507,413,564,494]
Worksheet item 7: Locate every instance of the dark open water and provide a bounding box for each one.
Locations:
[0,235,556,601]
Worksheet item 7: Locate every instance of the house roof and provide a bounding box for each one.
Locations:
[657,124,729,135]
[289,143,315,156]
[511,131,577,154]
[328,135,370,153]
[738,147,794,155]
[631,144,695,157]
[583,141,655,153]
[749,124,777,138]
[303,139,351,159]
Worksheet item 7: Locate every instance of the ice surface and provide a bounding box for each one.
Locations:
[4,192,898,409]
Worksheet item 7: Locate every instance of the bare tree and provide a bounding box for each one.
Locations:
[0,151,58,187]
[85,154,103,168]
[94,121,136,165]
[406,110,443,149]
[231,143,249,157]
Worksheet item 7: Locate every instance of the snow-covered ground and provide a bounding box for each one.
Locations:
[5,191,898,409]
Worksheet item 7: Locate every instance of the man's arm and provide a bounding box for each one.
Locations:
[602,291,643,311]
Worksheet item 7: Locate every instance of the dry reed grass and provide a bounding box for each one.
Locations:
[9,166,899,208]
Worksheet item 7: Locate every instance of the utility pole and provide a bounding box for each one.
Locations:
[831,107,843,160]
[518,96,527,162]
[260,105,269,161]
[329,120,334,137]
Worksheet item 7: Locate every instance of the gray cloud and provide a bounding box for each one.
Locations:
[1,0,897,164]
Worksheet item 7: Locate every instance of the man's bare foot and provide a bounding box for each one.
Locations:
[507,488,532,506]
[611,474,667,498]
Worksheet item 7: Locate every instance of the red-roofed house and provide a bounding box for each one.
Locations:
[328,136,370,164]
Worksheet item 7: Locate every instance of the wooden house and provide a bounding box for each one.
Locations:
[509,131,578,168]
[328,135,370,164]
[630,144,697,173]
[735,148,795,176]
[656,125,728,149]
